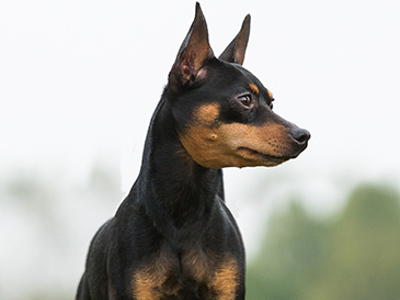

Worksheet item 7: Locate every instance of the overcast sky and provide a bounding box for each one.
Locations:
[2,0,399,174]
[2,0,400,232]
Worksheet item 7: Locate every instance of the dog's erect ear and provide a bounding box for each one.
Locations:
[169,3,214,87]
[219,15,251,65]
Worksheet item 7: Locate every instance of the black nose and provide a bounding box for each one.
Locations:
[290,128,311,145]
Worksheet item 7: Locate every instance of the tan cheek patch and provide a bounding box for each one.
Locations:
[179,103,222,167]
[216,122,290,165]
[180,102,295,168]
[191,103,220,124]
[181,120,290,168]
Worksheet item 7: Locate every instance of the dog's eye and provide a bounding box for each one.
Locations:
[237,94,253,109]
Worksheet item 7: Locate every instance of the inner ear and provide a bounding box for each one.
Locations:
[219,15,251,65]
[169,3,215,87]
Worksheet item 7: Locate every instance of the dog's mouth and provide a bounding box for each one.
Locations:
[237,147,292,166]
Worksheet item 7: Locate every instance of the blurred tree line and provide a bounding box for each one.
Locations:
[3,163,400,300]
[0,162,121,300]
[246,183,400,300]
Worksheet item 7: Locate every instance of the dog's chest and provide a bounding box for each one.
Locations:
[131,246,239,299]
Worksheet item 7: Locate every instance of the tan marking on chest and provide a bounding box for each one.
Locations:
[132,249,240,299]
[211,257,240,299]
[132,253,179,300]
[132,269,163,300]
[182,248,214,283]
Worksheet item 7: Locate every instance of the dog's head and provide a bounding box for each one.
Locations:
[168,3,310,169]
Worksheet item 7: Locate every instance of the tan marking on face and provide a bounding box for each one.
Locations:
[192,103,220,124]
[180,103,296,168]
[249,83,259,94]
[179,103,222,163]
[267,89,274,99]
[211,257,239,300]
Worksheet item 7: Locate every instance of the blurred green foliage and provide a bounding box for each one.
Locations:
[3,166,400,300]
[246,183,400,300]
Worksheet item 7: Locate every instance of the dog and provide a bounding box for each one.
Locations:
[76,3,310,299]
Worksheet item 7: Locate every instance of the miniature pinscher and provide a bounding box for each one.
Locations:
[76,3,310,299]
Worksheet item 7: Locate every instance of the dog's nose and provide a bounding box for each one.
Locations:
[290,128,311,145]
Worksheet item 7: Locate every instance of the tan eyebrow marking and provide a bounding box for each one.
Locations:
[267,89,274,99]
[249,83,259,94]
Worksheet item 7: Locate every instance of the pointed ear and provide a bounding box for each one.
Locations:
[169,3,214,87]
[219,15,251,65]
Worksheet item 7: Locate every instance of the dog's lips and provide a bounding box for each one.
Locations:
[236,146,292,166]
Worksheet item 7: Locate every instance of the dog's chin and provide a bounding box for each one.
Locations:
[236,147,292,168]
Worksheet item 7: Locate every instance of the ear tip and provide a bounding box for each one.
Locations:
[194,2,208,28]
[193,2,208,35]
[243,14,251,27]
[240,14,251,34]
[195,2,205,18]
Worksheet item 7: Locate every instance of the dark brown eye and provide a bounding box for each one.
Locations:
[238,94,253,109]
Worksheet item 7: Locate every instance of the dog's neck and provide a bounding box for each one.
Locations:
[131,94,223,229]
